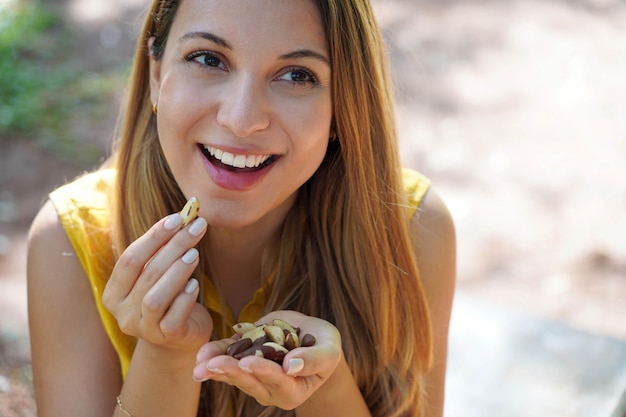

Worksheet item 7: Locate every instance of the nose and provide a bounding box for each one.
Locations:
[216,75,271,137]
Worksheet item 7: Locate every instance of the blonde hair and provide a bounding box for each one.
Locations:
[111,1,433,416]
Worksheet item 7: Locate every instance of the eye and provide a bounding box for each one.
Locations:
[186,51,227,70]
[277,67,318,85]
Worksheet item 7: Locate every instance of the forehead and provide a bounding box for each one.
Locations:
[168,0,327,53]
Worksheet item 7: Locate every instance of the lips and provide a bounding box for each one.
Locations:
[200,145,276,172]
[199,144,278,191]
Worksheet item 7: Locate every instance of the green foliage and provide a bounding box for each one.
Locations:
[0,1,127,163]
[0,3,60,131]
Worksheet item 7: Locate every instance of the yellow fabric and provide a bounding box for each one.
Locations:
[49,167,430,378]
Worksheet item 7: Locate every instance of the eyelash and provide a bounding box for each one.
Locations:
[184,50,319,86]
[185,50,226,70]
[280,66,319,86]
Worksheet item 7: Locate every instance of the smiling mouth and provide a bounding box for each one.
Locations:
[200,145,277,172]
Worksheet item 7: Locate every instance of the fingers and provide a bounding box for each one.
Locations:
[103,213,181,304]
[104,216,207,309]
[102,211,208,347]
[134,217,207,295]
[141,248,200,326]
[154,277,200,338]
[196,338,234,364]
[193,354,315,410]
[282,337,340,378]
[193,339,238,381]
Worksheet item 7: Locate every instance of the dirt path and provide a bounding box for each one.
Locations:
[1,0,625,415]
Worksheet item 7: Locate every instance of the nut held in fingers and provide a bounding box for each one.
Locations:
[180,197,200,226]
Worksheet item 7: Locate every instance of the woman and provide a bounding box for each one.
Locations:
[27,0,456,416]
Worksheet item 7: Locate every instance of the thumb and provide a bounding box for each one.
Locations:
[282,341,341,377]
[284,357,306,376]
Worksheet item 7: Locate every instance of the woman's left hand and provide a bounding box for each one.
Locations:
[193,310,342,410]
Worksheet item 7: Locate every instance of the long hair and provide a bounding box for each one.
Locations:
[111,1,433,416]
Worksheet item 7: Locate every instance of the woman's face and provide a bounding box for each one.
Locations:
[150,0,332,231]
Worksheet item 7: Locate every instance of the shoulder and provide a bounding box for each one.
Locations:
[28,199,74,259]
[408,185,456,304]
[409,185,456,252]
[27,198,94,345]
[29,169,118,297]
[49,168,116,215]
[27,172,112,296]
[27,199,86,291]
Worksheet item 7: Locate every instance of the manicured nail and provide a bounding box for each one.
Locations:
[239,363,253,374]
[192,373,209,382]
[192,363,208,381]
[164,213,183,230]
[184,278,198,294]
[187,217,207,236]
[207,366,225,374]
[182,248,199,264]
[286,358,304,376]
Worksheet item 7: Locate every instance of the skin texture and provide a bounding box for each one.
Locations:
[26,0,456,416]
[150,0,333,231]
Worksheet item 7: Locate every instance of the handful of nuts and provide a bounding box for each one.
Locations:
[226,319,316,365]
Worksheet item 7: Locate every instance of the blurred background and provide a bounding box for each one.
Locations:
[0,0,625,415]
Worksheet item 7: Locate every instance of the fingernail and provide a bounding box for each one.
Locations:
[207,366,225,374]
[193,364,211,381]
[184,278,198,294]
[286,358,304,376]
[188,218,207,236]
[238,361,254,373]
[164,213,183,230]
[182,248,199,264]
[192,373,209,382]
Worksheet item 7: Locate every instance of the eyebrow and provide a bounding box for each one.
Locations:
[279,50,330,66]
[178,31,330,66]
[178,31,232,49]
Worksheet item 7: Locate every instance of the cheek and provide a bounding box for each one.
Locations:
[291,124,331,181]
[284,96,333,144]
[300,108,333,157]
[156,77,207,154]
[159,77,200,129]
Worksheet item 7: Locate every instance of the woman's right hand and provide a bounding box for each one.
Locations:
[102,212,213,354]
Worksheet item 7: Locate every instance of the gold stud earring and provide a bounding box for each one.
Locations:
[152,103,158,115]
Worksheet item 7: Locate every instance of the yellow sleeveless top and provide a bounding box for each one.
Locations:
[49,168,430,378]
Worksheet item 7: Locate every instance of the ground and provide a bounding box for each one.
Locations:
[1,0,625,415]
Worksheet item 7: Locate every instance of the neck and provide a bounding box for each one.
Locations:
[203,210,286,317]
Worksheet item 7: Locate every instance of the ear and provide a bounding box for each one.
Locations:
[148,37,161,107]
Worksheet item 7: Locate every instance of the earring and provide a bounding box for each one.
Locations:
[152,103,158,115]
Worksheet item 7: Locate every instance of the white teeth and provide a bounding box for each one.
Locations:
[245,155,257,168]
[205,146,271,168]
[233,155,246,168]
[221,151,234,165]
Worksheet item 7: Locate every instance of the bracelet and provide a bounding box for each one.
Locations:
[116,396,133,417]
